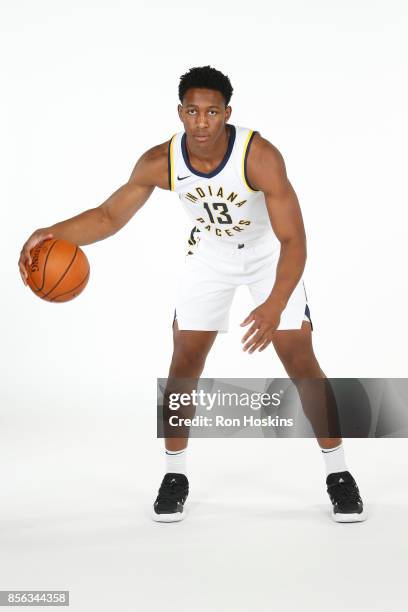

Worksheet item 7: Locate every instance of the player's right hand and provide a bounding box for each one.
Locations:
[18,230,54,286]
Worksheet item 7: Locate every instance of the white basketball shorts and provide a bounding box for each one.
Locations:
[173,237,313,333]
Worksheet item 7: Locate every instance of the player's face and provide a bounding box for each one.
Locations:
[178,88,232,147]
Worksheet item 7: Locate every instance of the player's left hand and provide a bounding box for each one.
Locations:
[240,301,282,353]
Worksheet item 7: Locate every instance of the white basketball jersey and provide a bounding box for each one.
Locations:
[168,125,280,250]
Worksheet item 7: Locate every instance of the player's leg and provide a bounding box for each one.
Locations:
[247,245,365,522]
[153,320,217,522]
[153,239,237,522]
[153,319,218,522]
[271,321,365,522]
[165,318,218,451]
[271,320,339,445]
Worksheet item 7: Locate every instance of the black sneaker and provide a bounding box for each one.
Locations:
[152,473,189,522]
[326,471,366,522]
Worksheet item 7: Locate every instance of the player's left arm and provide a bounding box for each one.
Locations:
[240,134,307,353]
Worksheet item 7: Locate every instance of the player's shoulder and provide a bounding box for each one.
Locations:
[249,132,285,166]
[245,131,288,191]
[139,140,169,164]
[130,139,171,189]
[234,125,284,168]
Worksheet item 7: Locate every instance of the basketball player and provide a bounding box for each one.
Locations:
[18,66,365,523]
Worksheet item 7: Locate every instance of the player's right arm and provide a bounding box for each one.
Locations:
[18,141,170,285]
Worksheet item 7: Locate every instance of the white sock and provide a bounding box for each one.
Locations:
[165,448,187,475]
[321,443,347,476]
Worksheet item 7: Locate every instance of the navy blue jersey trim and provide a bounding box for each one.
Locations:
[181,124,236,179]
[304,303,313,331]
[244,130,259,191]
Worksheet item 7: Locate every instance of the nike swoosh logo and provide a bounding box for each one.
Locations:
[177,175,191,181]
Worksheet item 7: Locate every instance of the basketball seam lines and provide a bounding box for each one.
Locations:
[36,239,59,291]
[49,267,90,301]
[42,246,79,298]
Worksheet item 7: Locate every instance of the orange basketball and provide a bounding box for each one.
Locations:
[27,239,90,302]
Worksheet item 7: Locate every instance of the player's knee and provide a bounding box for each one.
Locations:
[170,344,207,376]
[283,351,319,377]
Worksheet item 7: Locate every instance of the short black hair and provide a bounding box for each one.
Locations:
[178,66,233,106]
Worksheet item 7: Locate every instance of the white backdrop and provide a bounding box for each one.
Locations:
[1,1,408,611]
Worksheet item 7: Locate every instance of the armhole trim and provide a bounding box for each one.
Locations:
[168,135,176,190]
[242,129,259,192]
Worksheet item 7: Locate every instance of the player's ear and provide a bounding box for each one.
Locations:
[177,104,183,121]
[225,105,232,121]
